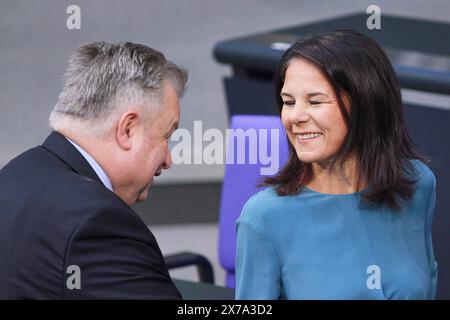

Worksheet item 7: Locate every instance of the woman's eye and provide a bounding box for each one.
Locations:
[309,101,322,105]
[283,101,295,106]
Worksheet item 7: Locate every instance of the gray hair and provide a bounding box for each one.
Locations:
[49,42,188,133]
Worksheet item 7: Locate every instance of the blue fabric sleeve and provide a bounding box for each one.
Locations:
[235,215,281,299]
[425,174,438,299]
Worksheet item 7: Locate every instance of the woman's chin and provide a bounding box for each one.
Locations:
[295,150,319,164]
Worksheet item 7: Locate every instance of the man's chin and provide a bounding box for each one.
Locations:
[136,182,153,202]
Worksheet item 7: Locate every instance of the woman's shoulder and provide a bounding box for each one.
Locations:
[408,159,436,191]
[238,187,288,226]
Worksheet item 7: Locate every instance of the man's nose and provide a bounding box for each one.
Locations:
[162,150,172,169]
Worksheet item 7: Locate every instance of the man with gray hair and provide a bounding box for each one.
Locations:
[0,42,187,299]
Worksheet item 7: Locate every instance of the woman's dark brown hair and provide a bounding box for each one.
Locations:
[263,30,424,210]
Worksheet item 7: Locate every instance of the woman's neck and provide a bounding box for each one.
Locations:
[306,157,365,195]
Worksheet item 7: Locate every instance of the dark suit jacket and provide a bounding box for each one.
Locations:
[0,131,181,299]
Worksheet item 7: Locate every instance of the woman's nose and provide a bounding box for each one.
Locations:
[290,104,311,124]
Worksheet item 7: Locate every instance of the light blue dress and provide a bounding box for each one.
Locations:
[235,160,437,299]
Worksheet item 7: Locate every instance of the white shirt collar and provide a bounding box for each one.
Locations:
[66,138,113,192]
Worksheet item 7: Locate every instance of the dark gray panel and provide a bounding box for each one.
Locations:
[132,182,222,225]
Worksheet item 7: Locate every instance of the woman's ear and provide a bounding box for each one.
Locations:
[116,110,139,151]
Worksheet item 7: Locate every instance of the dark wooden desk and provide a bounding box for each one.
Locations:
[214,13,450,99]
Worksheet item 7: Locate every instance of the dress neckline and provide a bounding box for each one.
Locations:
[303,186,366,196]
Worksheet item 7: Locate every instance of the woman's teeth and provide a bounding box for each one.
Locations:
[296,132,323,140]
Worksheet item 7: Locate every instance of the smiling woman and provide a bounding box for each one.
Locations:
[235,30,438,300]
[266,30,424,204]
[280,58,348,172]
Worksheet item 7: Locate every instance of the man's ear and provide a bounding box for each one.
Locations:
[116,110,139,150]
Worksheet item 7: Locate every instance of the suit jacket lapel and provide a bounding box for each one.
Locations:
[41,131,103,185]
